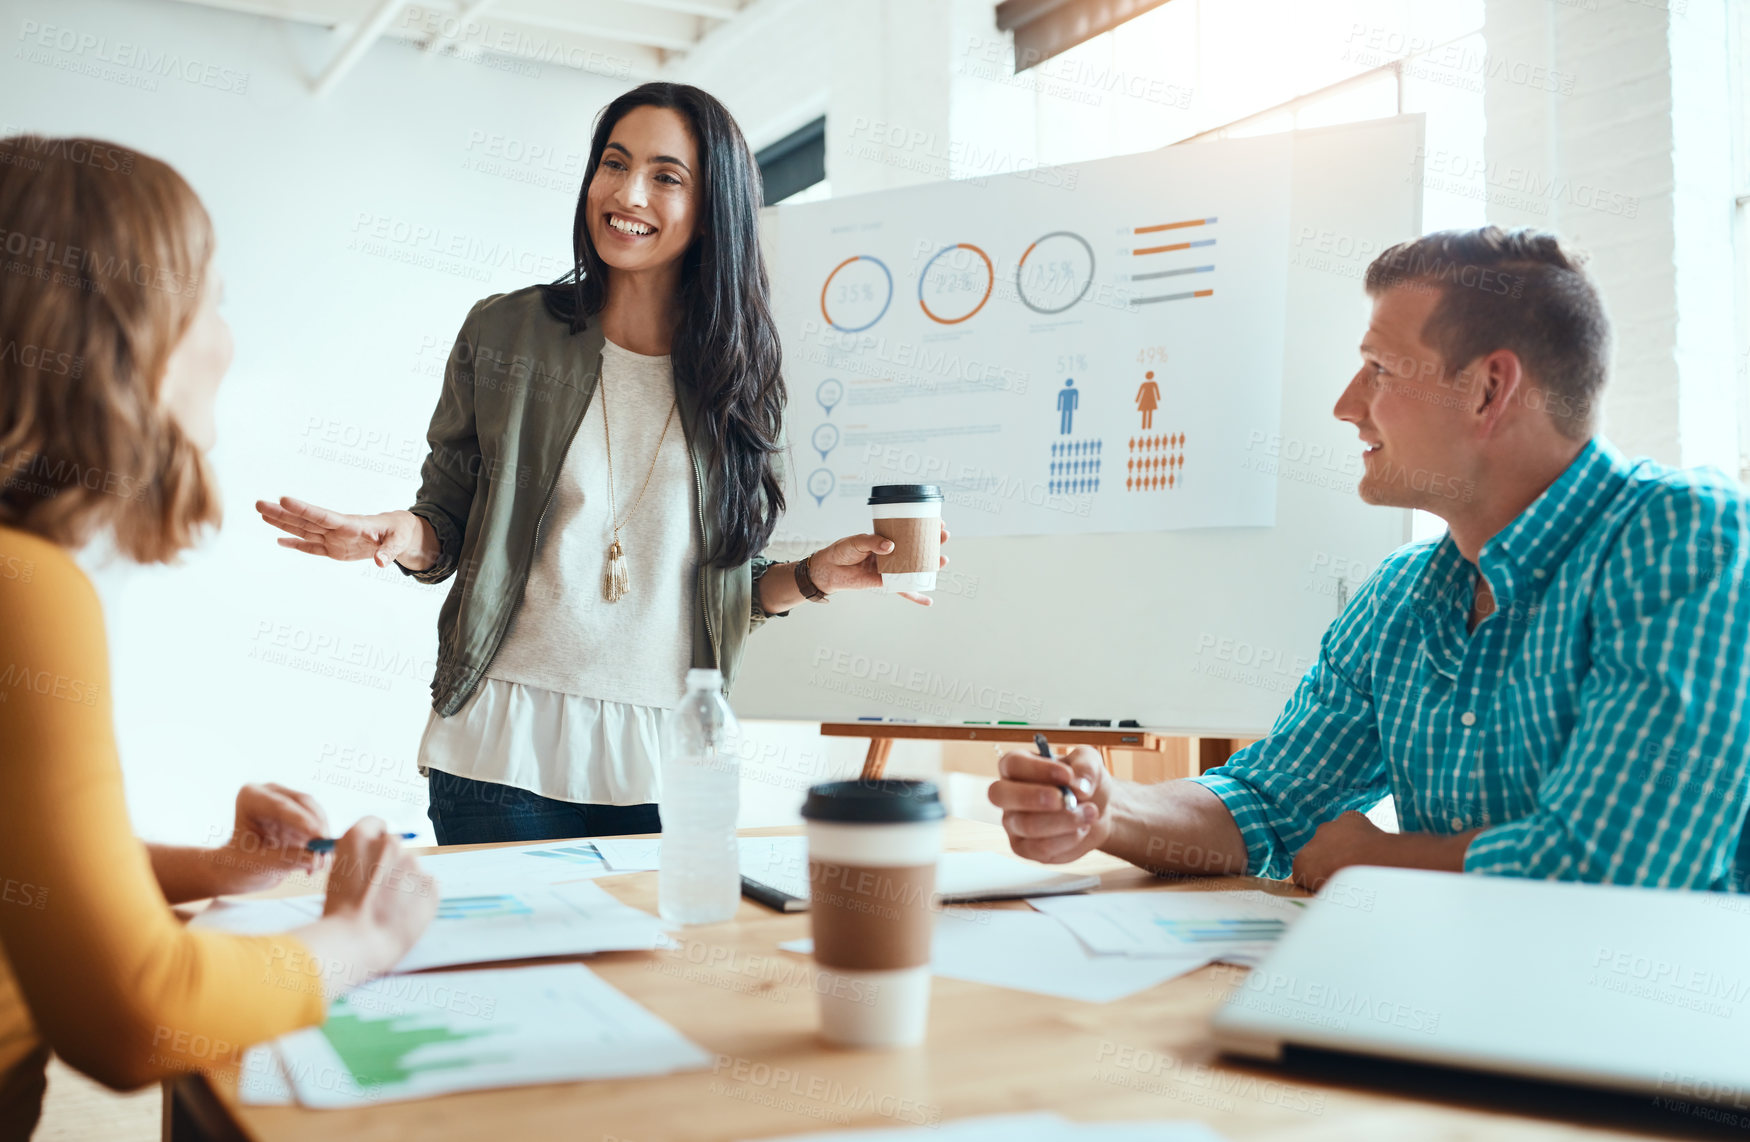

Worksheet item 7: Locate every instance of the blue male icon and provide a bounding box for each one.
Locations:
[1057,378,1079,435]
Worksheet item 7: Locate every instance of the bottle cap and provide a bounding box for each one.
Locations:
[685,668,724,689]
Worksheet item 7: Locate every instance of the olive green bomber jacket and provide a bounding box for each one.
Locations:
[399,285,774,717]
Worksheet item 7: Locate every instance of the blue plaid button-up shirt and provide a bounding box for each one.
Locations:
[1193,438,1750,891]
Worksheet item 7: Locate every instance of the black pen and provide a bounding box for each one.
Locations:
[305,832,416,853]
[1033,733,1078,811]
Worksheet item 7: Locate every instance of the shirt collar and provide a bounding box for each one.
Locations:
[1479,437,1629,607]
[1411,537,1473,676]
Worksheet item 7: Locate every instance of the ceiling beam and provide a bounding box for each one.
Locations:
[620,0,742,19]
[159,0,358,26]
[425,0,495,53]
[394,6,665,78]
[494,0,703,52]
[313,0,408,95]
[162,0,728,47]
[156,0,667,80]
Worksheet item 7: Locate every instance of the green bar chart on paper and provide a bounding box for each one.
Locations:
[275,965,713,1107]
[321,999,510,1088]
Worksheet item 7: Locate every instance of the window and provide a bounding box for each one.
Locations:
[1028,0,1485,225]
[995,0,1175,71]
[756,116,826,205]
[1731,3,1750,482]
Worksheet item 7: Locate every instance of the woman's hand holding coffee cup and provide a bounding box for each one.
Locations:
[807,524,951,606]
[989,745,1109,864]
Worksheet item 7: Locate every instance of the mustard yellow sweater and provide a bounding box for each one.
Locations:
[0,526,324,1136]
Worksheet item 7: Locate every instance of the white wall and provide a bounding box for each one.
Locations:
[1483,0,1740,471]
[666,0,833,156]
[3,0,900,845]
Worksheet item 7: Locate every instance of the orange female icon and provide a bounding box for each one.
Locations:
[1135,370,1161,429]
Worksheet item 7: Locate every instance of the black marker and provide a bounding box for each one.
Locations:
[1033,733,1077,811]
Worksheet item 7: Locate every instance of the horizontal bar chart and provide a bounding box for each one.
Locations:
[1131,288,1214,305]
[1133,216,1218,235]
[1131,264,1215,282]
[1133,237,1217,256]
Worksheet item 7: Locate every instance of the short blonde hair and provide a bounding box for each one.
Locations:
[0,135,219,563]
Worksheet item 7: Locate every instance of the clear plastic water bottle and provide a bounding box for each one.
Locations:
[659,667,741,925]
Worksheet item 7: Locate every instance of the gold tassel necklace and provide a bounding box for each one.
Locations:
[599,370,678,603]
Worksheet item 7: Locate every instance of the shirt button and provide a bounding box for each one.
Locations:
[1460,712,1477,726]
[1450,816,1465,830]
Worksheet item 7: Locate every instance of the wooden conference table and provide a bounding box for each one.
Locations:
[167,821,1738,1141]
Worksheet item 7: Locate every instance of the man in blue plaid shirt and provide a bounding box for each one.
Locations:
[993,227,1750,893]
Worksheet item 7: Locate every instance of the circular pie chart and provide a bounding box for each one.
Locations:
[917,243,994,325]
[1015,231,1095,315]
[820,255,893,333]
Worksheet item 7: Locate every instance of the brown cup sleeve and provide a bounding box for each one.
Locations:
[809,860,936,971]
[872,516,940,575]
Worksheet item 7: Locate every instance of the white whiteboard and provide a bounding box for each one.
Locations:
[738,116,1423,735]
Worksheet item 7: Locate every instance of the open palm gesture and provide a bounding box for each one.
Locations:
[255,496,430,569]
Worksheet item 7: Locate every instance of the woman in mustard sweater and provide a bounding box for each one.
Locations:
[0,135,437,1136]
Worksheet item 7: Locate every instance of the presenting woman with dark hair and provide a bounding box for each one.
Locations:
[259,83,948,845]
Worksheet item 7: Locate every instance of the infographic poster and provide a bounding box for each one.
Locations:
[772,132,1291,539]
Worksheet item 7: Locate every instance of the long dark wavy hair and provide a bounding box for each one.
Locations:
[541,82,785,568]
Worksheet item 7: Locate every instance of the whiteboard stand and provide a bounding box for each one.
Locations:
[826,722,1253,782]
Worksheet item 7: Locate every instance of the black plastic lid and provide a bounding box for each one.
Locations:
[867,484,943,506]
[801,780,945,823]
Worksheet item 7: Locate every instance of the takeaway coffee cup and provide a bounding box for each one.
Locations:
[801,779,944,1048]
[868,484,943,593]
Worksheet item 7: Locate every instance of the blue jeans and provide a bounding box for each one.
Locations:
[426,768,662,846]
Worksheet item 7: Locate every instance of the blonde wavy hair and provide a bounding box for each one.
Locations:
[0,135,219,563]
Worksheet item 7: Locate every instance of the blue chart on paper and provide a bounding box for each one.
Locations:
[1152,917,1287,943]
[437,894,535,921]
[522,843,607,869]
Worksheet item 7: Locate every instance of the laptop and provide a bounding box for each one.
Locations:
[1211,867,1750,1106]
